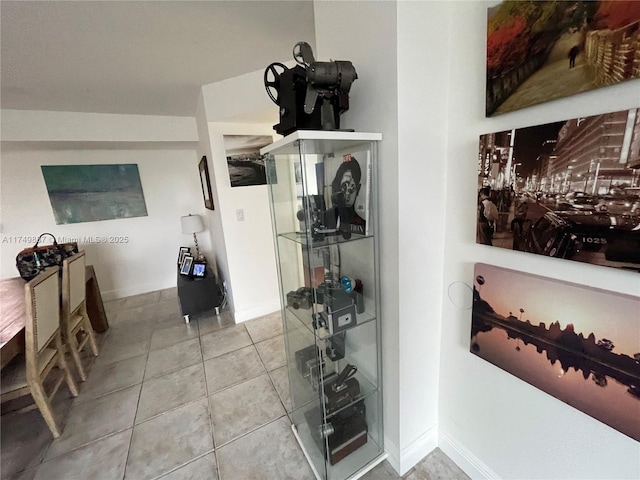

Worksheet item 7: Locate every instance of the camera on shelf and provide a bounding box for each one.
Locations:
[312,278,361,335]
[296,195,326,238]
[295,344,318,376]
[322,364,360,415]
[295,344,330,385]
[324,332,345,361]
[297,194,353,242]
[286,287,314,310]
[305,399,368,465]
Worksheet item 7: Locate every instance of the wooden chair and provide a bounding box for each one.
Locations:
[0,266,79,438]
[61,251,99,382]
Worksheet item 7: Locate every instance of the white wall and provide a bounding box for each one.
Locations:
[435,2,640,479]
[316,1,640,478]
[396,0,450,471]
[1,109,197,142]
[205,122,279,322]
[313,0,405,472]
[199,70,281,322]
[0,110,209,301]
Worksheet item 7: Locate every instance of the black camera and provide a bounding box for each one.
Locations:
[323,364,360,414]
[324,332,345,361]
[286,287,314,310]
[296,194,353,242]
[297,195,326,237]
[305,400,368,465]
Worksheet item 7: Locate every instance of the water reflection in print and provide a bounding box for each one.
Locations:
[470,263,640,442]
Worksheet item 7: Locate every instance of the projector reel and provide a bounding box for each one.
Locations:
[264,62,288,105]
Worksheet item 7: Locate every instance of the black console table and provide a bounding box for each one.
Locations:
[176,267,221,323]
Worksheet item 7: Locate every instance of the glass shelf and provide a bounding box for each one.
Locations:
[286,305,377,341]
[279,231,375,248]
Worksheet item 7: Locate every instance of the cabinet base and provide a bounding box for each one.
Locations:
[291,423,387,480]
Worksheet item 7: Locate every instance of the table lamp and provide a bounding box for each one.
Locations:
[181,214,206,262]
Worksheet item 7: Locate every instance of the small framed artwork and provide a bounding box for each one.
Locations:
[180,255,194,276]
[191,261,207,278]
[199,156,214,210]
[178,247,190,265]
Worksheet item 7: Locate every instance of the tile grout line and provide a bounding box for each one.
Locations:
[199,312,221,480]
[34,426,135,472]
[213,413,291,451]
[121,308,155,480]
[150,448,216,480]
[249,323,290,416]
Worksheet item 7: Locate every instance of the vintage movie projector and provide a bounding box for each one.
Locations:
[264,42,358,136]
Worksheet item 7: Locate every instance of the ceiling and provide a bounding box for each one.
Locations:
[0,1,315,117]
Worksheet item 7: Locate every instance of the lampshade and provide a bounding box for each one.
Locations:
[181,214,204,234]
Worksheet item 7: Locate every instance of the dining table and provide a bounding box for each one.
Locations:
[0,265,109,370]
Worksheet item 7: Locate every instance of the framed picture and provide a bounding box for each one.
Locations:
[191,261,207,278]
[471,263,640,442]
[476,107,640,272]
[179,255,194,276]
[178,247,190,266]
[41,164,148,224]
[199,156,214,210]
[223,135,272,187]
[486,1,640,116]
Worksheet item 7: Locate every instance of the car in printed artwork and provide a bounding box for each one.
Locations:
[599,195,639,215]
[555,192,602,212]
[520,210,640,269]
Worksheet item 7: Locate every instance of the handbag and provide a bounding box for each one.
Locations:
[15,233,79,281]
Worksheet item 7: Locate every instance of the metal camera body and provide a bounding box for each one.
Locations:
[322,364,361,415]
[295,195,349,242]
[312,282,356,335]
[297,195,326,234]
[305,400,368,465]
[264,42,357,136]
[286,287,314,310]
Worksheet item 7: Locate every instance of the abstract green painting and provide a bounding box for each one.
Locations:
[41,164,148,224]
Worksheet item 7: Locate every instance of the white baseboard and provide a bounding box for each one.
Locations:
[439,432,500,480]
[399,424,438,475]
[233,300,281,323]
[383,424,438,476]
[101,280,175,302]
[383,435,401,474]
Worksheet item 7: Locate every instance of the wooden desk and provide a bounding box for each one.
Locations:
[0,266,109,369]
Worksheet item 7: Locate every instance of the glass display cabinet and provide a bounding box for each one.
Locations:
[261,131,384,480]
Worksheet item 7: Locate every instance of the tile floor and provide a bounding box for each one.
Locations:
[1,287,469,480]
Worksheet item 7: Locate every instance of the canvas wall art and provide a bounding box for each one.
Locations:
[224,135,272,187]
[471,263,640,441]
[41,164,148,224]
[486,1,640,116]
[477,107,640,272]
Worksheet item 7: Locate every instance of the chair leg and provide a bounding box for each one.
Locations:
[67,334,87,382]
[58,352,79,397]
[29,382,61,438]
[84,319,100,357]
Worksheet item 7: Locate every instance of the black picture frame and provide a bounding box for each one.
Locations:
[199,156,214,210]
[178,247,190,265]
[179,255,194,276]
[191,261,207,278]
